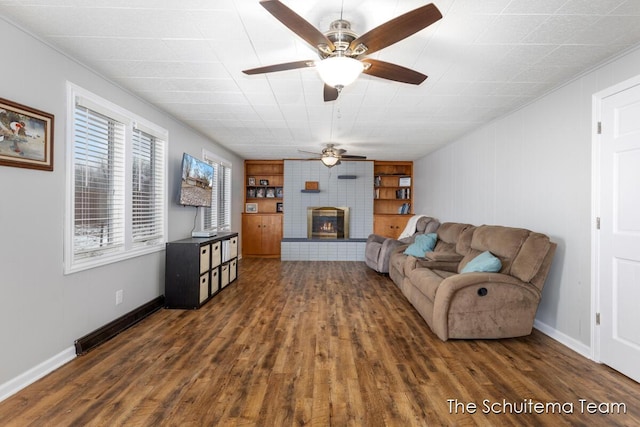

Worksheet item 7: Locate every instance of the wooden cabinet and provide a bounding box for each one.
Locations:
[243,159,283,257]
[374,214,411,240]
[373,161,413,238]
[165,232,238,309]
[242,213,282,257]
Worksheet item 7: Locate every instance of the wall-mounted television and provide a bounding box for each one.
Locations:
[179,152,213,207]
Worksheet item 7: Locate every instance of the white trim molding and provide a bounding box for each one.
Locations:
[0,347,76,403]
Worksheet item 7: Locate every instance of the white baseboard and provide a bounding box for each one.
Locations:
[0,346,76,403]
[534,319,591,359]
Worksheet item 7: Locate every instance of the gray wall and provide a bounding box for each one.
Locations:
[0,19,244,392]
[414,44,640,354]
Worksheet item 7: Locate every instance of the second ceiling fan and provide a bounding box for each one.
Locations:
[243,0,442,102]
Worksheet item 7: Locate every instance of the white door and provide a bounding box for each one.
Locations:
[598,81,640,383]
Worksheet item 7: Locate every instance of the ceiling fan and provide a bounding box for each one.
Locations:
[243,0,442,102]
[299,143,366,168]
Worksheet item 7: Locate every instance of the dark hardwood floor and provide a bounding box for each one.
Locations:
[1,259,638,426]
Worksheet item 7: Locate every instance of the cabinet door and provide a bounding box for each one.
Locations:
[374,215,409,239]
[261,215,282,255]
[242,214,263,255]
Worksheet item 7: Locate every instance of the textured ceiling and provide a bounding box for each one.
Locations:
[2,0,640,160]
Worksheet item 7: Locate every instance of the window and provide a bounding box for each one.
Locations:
[203,150,232,232]
[65,84,167,273]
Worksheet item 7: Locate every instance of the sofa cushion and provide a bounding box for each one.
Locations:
[511,233,552,283]
[404,233,437,257]
[460,251,502,273]
[459,225,529,273]
[437,222,472,245]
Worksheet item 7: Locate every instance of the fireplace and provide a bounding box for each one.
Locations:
[307,207,350,239]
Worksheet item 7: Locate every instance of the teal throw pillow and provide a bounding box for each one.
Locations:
[404,233,437,258]
[461,251,502,273]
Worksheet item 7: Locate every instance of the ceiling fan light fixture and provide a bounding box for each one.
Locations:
[316,56,364,89]
[321,154,340,167]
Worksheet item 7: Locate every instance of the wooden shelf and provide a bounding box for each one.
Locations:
[373,161,413,238]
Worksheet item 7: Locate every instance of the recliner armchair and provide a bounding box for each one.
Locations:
[365,216,440,274]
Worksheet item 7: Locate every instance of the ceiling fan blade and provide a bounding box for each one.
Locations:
[362,59,427,85]
[324,84,339,102]
[297,149,323,156]
[243,60,314,75]
[260,0,335,52]
[349,3,442,56]
[340,154,367,159]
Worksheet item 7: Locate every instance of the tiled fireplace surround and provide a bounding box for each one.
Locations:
[281,160,374,261]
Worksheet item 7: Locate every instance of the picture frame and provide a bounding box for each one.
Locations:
[0,97,54,171]
[256,187,265,198]
[275,187,283,198]
[276,202,283,213]
[259,179,269,186]
[245,203,258,213]
[266,187,275,198]
[248,177,256,186]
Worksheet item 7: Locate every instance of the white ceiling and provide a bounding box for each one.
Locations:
[2,0,640,160]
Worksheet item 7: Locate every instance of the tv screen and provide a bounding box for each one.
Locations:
[179,153,214,207]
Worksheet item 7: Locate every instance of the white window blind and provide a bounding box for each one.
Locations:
[73,105,126,260]
[203,151,232,231]
[66,83,167,273]
[132,128,165,246]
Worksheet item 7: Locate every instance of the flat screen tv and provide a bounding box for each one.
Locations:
[179,153,214,207]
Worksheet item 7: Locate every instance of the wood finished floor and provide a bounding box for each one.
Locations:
[1,258,639,426]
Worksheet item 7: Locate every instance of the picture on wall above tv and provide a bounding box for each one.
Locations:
[179,152,213,207]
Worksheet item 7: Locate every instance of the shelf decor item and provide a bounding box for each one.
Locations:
[305,181,319,190]
[276,202,283,212]
[259,179,269,186]
[0,97,54,171]
[248,177,256,185]
[246,203,258,213]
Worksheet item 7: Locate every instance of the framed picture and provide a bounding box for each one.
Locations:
[248,177,256,186]
[266,187,275,198]
[247,188,256,198]
[276,202,283,213]
[245,203,258,213]
[256,187,265,198]
[0,97,54,171]
[275,187,283,198]
[259,179,269,186]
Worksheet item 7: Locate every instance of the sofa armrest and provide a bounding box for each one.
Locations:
[377,238,406,273]
[431,273,542,340]
[366,233,388,245]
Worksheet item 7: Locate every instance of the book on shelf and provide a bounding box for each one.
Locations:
[398,203,411,214]
[395,188,410,199]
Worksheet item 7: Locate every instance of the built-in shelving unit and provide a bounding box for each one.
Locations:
[373,160,413,239]
[243,160,283,257]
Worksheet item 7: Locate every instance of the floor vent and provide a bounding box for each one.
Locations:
[74,296,165,355]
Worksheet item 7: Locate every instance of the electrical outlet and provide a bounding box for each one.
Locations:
[115,289,123,305]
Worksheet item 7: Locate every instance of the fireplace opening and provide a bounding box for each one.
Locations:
[307,207,350,239]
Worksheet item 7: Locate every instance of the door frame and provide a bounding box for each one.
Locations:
[591,73,640,363]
